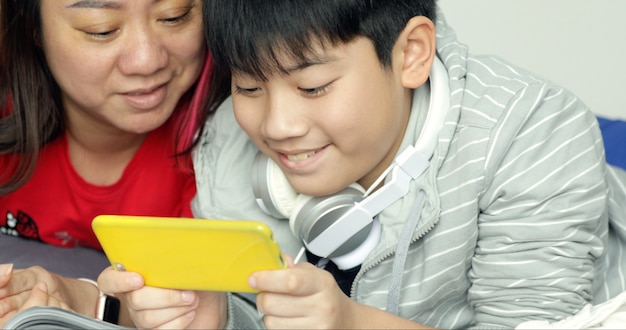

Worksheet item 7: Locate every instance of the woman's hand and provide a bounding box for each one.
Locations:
[0,281,71,327]
[98,267,228,329]
[0,264,76,327]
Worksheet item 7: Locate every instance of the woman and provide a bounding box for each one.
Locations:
[0,0,213,324]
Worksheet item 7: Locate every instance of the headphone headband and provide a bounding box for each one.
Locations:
[305,56,450,257]
[251,56,451,265]
[305,146,429,257]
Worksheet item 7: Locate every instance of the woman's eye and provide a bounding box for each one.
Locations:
[159,10,192,25]
[85,29,118,40]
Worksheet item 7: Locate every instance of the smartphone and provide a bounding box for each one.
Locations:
[92,215,286,293]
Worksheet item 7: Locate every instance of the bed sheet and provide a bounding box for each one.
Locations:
[0,234,109,279]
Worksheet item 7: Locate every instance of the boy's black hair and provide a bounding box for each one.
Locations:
[204,0,437,80]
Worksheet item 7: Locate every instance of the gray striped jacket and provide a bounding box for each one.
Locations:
[192,10,626,330]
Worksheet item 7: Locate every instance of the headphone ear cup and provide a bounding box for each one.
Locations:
[251,152,298,219]
[266,160,298,218]
[289,183,369,258]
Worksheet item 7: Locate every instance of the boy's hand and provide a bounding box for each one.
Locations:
[98,267,227,329]
[250,256,357,329]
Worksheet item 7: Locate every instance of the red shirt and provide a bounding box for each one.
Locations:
[0,120,196,250]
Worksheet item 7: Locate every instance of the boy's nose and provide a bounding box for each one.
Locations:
[262,94,309,140]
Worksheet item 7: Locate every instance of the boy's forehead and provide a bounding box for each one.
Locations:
[278,52,339,73]
[234,41,343,78]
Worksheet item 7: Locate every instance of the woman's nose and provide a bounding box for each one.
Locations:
[117,27,168,76]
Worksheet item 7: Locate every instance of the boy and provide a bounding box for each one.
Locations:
[96,0,626,328]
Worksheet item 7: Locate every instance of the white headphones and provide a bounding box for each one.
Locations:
[251,57,450,269]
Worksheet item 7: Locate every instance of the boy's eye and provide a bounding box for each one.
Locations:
[298,82,332,97]
[233,85,260,95]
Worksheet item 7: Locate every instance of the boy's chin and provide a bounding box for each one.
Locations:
[293,179,357,198]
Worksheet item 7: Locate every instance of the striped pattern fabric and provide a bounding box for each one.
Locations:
[351,11,626,329]
[192,8,626,330]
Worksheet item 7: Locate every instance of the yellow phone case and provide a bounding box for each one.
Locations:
[92,215,286,293]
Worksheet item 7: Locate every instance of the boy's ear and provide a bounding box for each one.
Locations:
[396,16,436,89]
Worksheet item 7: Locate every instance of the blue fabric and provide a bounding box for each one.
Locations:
[598,117,626,170]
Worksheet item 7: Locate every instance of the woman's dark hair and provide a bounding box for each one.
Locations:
[0,0,211,194]
[204,0,437,83]
[0,0,63,194]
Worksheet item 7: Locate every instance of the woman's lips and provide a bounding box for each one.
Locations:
[122,84,167,110]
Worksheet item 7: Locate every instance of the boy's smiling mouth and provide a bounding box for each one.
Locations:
[278,146,328,169]
[287,151,316,161]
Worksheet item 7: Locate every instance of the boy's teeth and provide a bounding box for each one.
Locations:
[287,151,316,161]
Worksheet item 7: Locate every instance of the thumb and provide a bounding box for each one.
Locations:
[19,282,50,311]
[33,282,48,294]
[0,264,14,288]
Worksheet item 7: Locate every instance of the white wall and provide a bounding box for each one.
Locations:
[438,0,626,120]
